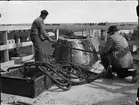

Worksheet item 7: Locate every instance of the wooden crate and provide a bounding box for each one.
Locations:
[0,66,54,98]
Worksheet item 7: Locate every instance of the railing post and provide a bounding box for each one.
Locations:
[56,29,59,40]
[88,30,91,37]
[104,30,107,41]
[3,31,9,62]
[82,30,84,37]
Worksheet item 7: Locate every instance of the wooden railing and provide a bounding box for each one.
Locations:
[0,25,33,69]
[0,23,137,31]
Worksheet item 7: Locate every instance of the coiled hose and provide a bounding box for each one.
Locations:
[23,61,88,91]
[5,41,111,91]
[22,52,111,91]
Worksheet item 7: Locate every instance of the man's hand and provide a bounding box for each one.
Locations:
[43,33,57,43]
[50,39,57,44]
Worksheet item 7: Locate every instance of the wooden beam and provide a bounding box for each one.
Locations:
[0,24,31,31]
[3,31,9,62]
[0,60,15,70]
[56,29,59,40]
[0,24,137,32]
[0,41,33,51]
[104,30,108,41]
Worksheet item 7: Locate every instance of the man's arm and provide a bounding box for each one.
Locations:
[38,19,53,42]
[99,37,114,55]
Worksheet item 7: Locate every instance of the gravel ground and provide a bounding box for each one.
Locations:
[1,77,139,105]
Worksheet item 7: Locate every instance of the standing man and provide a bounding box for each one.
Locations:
[30,10,55,61]
[99,25,138,83]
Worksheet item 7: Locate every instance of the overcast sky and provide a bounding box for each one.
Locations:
[0,1,138,24]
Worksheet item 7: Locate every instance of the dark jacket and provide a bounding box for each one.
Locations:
[100,32,133,68]
[30,17,48,61]
[30,17,47,41]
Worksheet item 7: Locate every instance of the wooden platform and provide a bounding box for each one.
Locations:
[1,59,34,72]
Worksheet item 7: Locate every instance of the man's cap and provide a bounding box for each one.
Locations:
[41,10,49,15]
[107,25,119,33]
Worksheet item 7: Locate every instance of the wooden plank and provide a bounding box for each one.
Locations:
[0,24,137,32]
[0,60,15,70]
[3,31,9,62]
[11,54,34,64]
[104,30,107,41]
[0,45,8,51]
[20,54,34,62]
[0,41,33,51]
[1,103,11,105]
[20,41,33,47]
[0,24,31,31]
[1,54,34,71]
[56,29,59,40]
[41,24,138,31]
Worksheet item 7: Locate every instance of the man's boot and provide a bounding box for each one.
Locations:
[131,70,139,83]
[103,67,114,79]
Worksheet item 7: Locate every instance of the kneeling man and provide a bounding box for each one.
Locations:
[99,25,138,83]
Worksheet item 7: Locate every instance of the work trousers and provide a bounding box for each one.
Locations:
[101,54,135,78]
[30,34,45,61]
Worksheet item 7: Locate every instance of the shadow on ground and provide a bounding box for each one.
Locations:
[88,77,138,96]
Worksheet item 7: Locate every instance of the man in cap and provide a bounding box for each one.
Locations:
[99,25,138,83]
[30,10,55,61]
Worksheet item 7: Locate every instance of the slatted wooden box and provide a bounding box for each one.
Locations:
[0,66,54,98]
